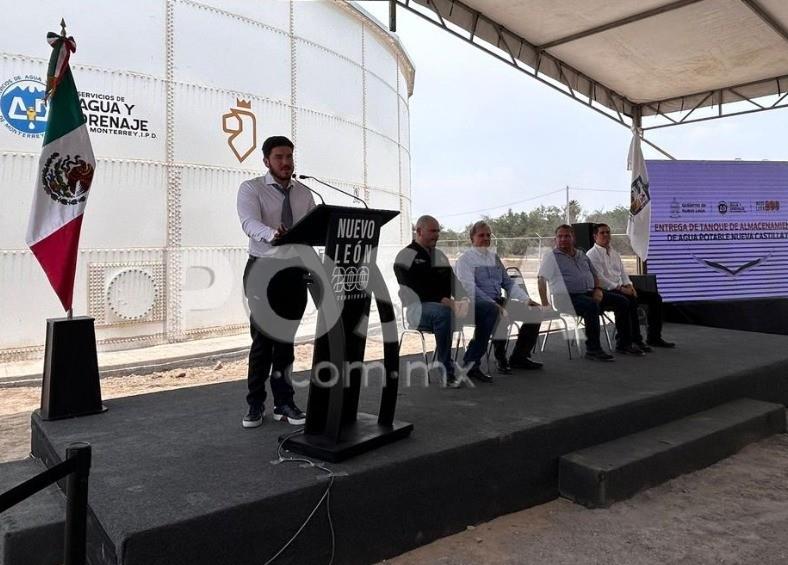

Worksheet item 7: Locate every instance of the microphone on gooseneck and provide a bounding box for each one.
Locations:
[298,174,368,208]
[292,173,325,205]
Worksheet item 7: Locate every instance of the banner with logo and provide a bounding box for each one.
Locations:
[646,160,788,302]
[626,131,651,261]
[25,30,95,312]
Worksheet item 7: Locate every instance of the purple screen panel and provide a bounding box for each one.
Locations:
[647,160,788,303]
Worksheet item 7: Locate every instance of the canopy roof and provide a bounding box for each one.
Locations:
[400,0,788,129]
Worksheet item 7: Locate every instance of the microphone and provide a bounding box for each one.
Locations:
[298,174,368,208]
[292,174,325,205]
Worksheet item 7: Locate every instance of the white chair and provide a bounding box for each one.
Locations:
[541,291,614,355]
[396,302,435,366]
[397,302,465,381]
[505,267,574,360]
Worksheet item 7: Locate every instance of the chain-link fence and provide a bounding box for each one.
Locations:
[436,234,638,297]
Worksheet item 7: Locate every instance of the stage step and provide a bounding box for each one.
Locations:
[0,457,65,565]
[559,398,786,508]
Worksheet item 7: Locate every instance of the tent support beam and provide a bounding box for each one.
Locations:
[538,0,705,50]
[740,0,788,44]
[395,0,788,133]
[397,0,632,130]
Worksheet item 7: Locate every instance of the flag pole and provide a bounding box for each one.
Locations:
[62,18,71,319]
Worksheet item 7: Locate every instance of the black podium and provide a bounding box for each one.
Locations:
[273,204,413,461]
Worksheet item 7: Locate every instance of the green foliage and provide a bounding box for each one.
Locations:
[432,202,634,257]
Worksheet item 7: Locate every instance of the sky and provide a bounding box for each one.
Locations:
[358,1,788,231]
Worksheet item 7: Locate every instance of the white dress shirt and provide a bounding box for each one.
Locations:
[236,171,316,257]
[585,243,632,290]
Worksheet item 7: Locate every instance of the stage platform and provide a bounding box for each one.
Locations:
[29,324,788,565]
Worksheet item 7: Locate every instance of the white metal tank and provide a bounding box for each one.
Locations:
[0,0,414,361]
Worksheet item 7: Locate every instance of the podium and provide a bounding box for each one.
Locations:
[273,204,413,461]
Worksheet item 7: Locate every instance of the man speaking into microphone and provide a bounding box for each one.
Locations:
[237,136,316,428]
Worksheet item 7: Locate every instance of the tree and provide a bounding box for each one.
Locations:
[585,205,633,254]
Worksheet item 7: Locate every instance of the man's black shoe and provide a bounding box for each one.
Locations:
[615,344,646,356]
[445,374,462,388]
[242,405,264,428]
[647,338,676,348]
[467,366,494,383]
[509,355,543,370]
[496,358,512,375]
[634,341,653,353]
[585,349,615,361]
[273,403,306,425]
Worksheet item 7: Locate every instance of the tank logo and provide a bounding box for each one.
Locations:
[0,76,48,138]
[222,99,257,162]
[41,152,95,205]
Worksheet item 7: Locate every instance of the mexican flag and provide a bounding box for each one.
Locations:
[25,29,95,312]
[626,130,650,261]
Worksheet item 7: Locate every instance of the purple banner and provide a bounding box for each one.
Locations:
[647,160,788,303]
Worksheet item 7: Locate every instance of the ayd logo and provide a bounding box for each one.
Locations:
[222,99,257,162]
[0,76,48,137]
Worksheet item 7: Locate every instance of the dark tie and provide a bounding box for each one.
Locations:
[274,184,293,228]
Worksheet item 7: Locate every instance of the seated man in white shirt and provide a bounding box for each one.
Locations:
[586,223,675,349]
[455,221,544,380]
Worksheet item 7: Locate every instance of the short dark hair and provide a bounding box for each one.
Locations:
[262,135,294,158]
[555,224,574,235]
[593,223,610,235]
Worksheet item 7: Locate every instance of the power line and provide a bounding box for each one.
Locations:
[439,188,566,218]
[570,187,629,193]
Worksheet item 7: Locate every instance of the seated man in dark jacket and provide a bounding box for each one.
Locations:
[394,215,469,387]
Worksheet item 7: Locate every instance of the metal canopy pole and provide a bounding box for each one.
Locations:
[389,0,397,32]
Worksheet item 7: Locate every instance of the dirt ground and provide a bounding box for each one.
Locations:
[3,338,788,565]
[386,432,788,565]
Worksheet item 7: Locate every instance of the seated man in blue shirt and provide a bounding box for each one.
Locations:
[537,224,643,361]
[455,221,544,382]
[394,215,469,387]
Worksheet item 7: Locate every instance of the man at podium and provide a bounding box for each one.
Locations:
[237,136,315,428]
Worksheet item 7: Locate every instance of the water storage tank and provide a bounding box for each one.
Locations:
[0,1,414,361]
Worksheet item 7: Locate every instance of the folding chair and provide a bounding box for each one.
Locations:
[397,302,465,381]
[540,290,613,356]
[505,267,573,360]
[396,302,435,366]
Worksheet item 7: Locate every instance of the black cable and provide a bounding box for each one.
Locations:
[263,429,336,565]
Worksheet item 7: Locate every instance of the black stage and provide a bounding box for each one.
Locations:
[30,324,788,565]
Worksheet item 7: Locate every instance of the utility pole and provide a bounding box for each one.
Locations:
[565,185,570,224]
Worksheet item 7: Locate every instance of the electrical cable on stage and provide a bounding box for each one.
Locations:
[263,428,336,565]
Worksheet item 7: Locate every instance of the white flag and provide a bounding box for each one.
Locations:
[626,132,650,261]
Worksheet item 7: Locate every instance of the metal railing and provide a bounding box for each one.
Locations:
[0,443,92,565]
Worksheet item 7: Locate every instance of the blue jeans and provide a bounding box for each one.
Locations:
[407,302,455,378]
[462,300,499,368]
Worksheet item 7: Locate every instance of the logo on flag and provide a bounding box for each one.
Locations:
[630,175,650,216]
[41,152,94,204]
[626,131,651,261]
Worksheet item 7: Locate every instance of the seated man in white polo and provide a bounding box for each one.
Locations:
[586,223,675,349]
[455,221,544,378]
